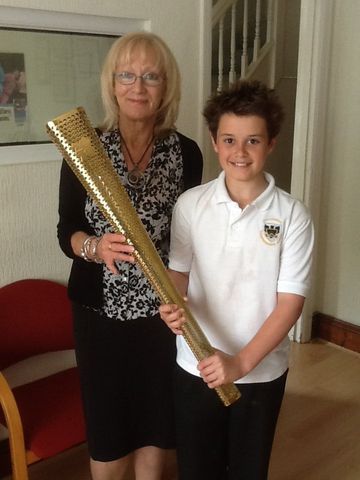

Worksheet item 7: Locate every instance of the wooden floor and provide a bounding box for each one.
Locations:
[269,340,360,480]
[2,340,360,480]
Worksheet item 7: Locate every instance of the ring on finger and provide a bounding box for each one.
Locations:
[109,243,112,251]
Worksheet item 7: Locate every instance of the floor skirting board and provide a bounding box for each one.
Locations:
[312,312,360,353]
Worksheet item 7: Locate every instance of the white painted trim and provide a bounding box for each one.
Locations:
[0,6,146,35]
[0,144,61,165]
[269,0,283,87]
[0,6,147,165]
[290,0,334,342]
[244,41,273,80]
[198,0,212,154]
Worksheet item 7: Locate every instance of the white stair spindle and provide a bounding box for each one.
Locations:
[241,0,248,78]
[229,1,237,84]
[253,0,261,62]
[267,0,273,43]
[217,17,224,92]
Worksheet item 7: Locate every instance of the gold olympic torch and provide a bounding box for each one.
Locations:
[46,107,240,407]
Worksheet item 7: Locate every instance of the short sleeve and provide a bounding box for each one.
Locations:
[277,204,314,297]
[168,193,193,273]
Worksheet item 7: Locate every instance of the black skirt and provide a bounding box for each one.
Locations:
[72,302,176,461]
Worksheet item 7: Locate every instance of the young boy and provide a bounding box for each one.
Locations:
[159,80,314,480]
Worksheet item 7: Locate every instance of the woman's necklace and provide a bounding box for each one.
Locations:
[120,133,154,189]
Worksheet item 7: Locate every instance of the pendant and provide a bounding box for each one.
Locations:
[126,166,145,189]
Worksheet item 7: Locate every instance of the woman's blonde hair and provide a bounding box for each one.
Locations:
[100,32,181,137]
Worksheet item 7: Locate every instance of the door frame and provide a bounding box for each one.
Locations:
[290,0,334,341]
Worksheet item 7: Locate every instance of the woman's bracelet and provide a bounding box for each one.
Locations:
[80,235,102,263]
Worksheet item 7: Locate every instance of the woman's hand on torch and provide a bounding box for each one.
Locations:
[96,232,135,274]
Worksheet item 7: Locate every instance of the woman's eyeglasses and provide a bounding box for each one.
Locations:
[114,71,162,86]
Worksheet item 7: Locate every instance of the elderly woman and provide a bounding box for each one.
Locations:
[57,32,203,480]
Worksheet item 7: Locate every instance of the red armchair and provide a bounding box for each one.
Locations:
[0,279,86,480]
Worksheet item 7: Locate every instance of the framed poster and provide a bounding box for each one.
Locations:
[0,52,27,127]
[0,6,146,164]
[0,29,117,147]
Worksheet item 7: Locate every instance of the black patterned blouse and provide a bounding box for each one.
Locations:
[85,129,183,321]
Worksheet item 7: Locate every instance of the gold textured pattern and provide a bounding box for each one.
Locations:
[46,107,240,407]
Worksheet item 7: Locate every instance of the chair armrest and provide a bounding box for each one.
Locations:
[0,372,28,480]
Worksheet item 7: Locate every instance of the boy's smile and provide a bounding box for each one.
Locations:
[212,114,275,202]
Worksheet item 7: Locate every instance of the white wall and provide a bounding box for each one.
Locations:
[314,0,360,326]
[0,0,211,287]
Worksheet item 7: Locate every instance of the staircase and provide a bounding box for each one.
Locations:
[212,0,277,92]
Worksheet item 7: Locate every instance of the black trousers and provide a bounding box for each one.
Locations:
[174,365,287,480]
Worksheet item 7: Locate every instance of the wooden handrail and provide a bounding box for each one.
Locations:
[212,0,238,26]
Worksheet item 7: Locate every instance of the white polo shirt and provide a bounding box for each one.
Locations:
[169,171,314,383]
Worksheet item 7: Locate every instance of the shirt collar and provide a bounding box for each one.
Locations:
[213,171,276,211]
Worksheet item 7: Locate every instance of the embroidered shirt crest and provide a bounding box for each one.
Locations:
[261,219,282,245]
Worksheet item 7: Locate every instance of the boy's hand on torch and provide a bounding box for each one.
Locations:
[159,303,187,335]
[198,350,247,389]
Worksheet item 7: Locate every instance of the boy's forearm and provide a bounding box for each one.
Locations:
[236,292,305,375]
[167,269,189,298]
